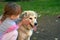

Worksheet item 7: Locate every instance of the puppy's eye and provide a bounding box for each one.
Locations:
[29,18,32,20]
[35,17,36,19]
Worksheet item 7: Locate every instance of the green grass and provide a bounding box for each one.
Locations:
[0,0,60,16]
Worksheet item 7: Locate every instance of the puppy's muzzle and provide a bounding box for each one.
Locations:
[34,23,37,26]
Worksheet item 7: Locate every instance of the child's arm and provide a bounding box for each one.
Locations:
[5,24,18,33]
[0,19,18,36]
[5,18,30,34]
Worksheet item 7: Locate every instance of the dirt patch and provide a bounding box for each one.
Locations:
[31,16,60,40]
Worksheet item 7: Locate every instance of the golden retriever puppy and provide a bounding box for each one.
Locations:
[18,11,38,40]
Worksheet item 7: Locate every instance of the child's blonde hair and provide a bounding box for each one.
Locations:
[1,2,22,22]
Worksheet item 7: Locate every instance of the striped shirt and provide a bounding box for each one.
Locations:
[0,18,18,36]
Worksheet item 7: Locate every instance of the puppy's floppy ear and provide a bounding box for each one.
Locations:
[24,12,27,17]
[20,12,27,19]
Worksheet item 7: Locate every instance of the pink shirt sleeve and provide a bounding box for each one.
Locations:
[4,24,19,33]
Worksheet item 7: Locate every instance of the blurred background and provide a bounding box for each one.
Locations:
[0,0,60,40]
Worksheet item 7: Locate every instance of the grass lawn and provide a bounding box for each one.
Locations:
[0,0,60,16]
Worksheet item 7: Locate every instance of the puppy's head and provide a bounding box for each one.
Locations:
[21,11,38,31]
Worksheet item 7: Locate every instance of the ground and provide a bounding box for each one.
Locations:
[31,16,60,40]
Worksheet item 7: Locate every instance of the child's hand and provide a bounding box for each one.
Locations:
[18,18,30,26]
[22,19,30,25]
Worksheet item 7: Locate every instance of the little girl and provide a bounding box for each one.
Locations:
[0,2,22,40]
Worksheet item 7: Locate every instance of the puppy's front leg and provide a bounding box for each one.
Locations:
[27,36,30,40]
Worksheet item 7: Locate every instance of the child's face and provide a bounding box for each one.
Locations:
[10,15,20,20]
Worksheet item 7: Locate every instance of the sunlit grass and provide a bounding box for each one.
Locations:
[0,0,60,16]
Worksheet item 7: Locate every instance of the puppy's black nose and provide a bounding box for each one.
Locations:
[34,23,37,26]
